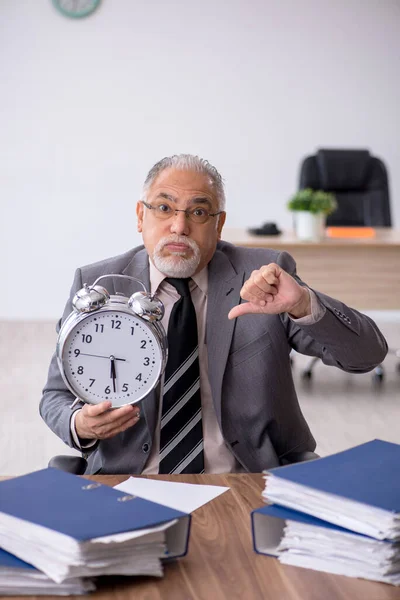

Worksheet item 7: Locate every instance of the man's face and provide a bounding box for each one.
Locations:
[136,168,226,277]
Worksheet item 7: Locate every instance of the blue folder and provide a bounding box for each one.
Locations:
[265,439,400,512]
[0,468,191,557]
[0,548,36,571]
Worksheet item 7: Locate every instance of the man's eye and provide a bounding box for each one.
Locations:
[192,207,207,217]
[157,204,172,213]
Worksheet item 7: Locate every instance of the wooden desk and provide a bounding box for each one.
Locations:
[4,473,391,600]
[222,228,400,310]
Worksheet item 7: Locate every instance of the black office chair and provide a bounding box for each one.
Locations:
[48,455,88,474]
[298,148,393,383]
[299,149,391,227]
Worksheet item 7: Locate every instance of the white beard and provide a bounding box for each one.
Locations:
[152,235,201,278]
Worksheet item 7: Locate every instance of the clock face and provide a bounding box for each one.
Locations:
[52,0,101,19]
[60,309,163,407]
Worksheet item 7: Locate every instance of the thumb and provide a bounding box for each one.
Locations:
[228,302,265,320]
[85,401,112,417]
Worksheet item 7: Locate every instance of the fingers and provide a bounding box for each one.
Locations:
[76,402,141,440]
[240,285,274,306]
[256,265,280,290]
[228,303,267,320]
[84,401,112,417]
[241,264,281,305]
[103,413,141,438]
[228,263,306,319]
[94,410,141,439]
[106,405,140,430]
[228,264,284,320]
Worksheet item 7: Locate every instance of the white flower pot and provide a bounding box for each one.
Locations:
[294,211,326,241]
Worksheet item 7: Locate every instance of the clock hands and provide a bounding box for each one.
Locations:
[72,352,126,398]
[78,352,126,361]
[110,356,117,393]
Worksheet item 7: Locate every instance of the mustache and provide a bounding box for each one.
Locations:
[157,235,197,251]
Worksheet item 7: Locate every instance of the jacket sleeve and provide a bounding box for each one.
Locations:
[39,268,98,453]
[277,251,388,372]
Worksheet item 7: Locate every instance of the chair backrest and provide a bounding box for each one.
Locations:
[299,149,392,227]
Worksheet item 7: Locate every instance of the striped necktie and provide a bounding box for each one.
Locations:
[158,278,204,474]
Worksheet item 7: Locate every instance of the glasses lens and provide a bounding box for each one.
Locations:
[188,208,209,224]
[153,202,174,219]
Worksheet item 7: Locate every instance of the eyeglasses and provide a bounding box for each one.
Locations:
[141,200,223,225]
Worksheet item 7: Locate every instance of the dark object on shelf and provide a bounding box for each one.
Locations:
[248,222,282,236]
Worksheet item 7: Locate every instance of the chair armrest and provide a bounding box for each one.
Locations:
[280,451,320,466]
[48,455,88,475]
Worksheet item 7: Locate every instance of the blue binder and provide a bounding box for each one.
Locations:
[263,439,400,540]
[0,548,36,571]
[266,439,400,513]
[0,468,191,557]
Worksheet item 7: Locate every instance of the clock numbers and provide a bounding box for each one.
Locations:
[64,310,162,407]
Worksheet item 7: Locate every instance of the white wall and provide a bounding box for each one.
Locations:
[1,0,399,319]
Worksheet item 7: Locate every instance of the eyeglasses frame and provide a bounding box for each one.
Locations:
[141,200,223,224]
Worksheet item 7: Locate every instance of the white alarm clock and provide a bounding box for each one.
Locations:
[57,275,167,408]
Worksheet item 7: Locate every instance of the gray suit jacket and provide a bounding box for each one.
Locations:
[40,241,388,474]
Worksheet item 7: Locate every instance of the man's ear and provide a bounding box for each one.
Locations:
[136,201,144,233]
[217,212,226,239]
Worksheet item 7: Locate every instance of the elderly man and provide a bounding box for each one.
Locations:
[40,154,387,474]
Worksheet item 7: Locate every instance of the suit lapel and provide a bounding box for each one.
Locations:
[121,249,159,442]
[121,248,151,296]
[206,249,245,425]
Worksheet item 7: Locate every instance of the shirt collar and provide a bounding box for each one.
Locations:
[149,260,208,296]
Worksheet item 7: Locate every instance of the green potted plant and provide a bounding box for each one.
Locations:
[287,188,337,240]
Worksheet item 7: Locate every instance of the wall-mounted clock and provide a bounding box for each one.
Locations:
[52,0,102,19]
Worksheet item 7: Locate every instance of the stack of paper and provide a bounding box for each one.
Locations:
[0,468,191,586]
[0,547,94,596]
[252,440,400,585]
[252,504,400,585]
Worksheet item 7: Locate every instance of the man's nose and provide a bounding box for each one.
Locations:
[170,210,190,235]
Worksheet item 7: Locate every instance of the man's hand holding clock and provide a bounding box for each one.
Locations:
[74,352,141,441]
[75,401,141,441]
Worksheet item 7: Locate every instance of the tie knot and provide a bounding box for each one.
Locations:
[166,277,191,297]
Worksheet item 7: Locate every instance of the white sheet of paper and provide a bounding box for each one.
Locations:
[114,477,229,514]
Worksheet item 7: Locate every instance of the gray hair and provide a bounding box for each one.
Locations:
[142,154,226,211]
